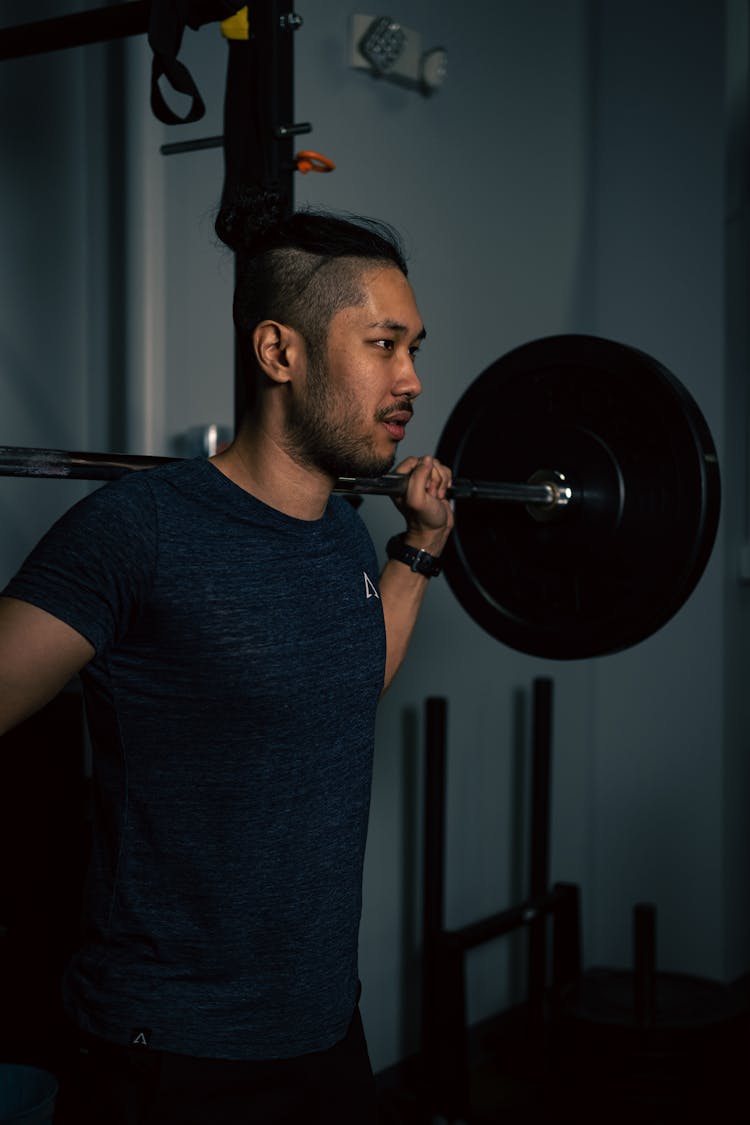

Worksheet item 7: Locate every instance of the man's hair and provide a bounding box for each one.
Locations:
[215,189,408,388]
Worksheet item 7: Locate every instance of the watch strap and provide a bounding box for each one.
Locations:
[386,533,443,578]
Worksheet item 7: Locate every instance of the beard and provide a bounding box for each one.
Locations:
[285,355,406,480]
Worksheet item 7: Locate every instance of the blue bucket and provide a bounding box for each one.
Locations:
[0,1065,58,1124]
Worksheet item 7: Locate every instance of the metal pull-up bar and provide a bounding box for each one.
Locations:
[0,2,148,60]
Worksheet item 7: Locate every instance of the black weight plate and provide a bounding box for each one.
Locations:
[436,335,721,659]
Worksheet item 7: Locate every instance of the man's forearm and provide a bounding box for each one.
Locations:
[379,558,435,693]
[379,519,451,693]
[378,456,454,693]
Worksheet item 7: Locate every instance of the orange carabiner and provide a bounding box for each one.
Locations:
[295,151,336,174]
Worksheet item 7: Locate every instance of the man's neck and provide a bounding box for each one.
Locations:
[210,427,333,521]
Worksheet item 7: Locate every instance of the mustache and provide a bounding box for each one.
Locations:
[377,401,414,422]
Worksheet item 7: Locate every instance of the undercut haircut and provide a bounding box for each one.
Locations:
[215,190,409,397]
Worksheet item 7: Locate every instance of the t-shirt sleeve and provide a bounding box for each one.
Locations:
[1,478,157,654]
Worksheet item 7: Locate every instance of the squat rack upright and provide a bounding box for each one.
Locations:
[0,0,302,428]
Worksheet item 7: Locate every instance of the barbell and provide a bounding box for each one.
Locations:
[0,335,720,660]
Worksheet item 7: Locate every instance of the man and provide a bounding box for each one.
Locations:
[0,204,453,1123]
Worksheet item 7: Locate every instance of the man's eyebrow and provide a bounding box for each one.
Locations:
[368,319,427,341]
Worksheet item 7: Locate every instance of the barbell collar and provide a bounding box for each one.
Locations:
[524,469,573,522]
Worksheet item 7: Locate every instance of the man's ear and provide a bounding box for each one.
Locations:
[252,320,304,385]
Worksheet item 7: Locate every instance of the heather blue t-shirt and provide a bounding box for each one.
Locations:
[3,460,386,1059]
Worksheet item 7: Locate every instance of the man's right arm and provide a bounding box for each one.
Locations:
[0,596,95,736]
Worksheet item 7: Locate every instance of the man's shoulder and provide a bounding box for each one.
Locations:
[327,495,374,541]
[79,458,211,513]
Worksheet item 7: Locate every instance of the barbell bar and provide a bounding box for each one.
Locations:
[0,335,721,660]
[0,446,174,481]
[0,447,567,512]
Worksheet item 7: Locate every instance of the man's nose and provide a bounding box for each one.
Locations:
[393,351,422,400]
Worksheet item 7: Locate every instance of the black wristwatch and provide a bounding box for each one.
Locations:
[386,533,443,578]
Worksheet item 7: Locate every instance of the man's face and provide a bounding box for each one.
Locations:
[287,266,425,479]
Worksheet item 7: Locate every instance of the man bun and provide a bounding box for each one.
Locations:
[214,185,289,255]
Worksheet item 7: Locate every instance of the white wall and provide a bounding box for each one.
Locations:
[1,0,747,1078]
[722,0,750,980]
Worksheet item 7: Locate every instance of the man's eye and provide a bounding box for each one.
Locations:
[375,339,394,350]
[409,346,421,361]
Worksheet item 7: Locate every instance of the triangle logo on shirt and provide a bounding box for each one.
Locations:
[364,572,380,600]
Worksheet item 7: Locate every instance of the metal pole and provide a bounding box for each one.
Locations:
[422,697,448,1113]
[337,474,558,505]
[0,446,174,481]
[0,2,148,61]
[0,446,565,507]
[528,677,553,1046]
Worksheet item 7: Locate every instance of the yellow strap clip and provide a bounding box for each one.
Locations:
[221,6,249,40]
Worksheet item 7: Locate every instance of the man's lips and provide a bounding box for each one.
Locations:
[380,408,413,441]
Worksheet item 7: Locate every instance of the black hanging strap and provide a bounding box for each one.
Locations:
[148,0,244,124]
[147,1,296,209]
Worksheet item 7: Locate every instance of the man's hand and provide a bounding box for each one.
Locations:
[391,455,454,555]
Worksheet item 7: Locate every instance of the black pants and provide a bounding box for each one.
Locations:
[53,1008,378,1124]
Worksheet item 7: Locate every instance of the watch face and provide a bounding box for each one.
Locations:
[417,557,441,577]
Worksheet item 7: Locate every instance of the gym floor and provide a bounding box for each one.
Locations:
[373,995,750,1125]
